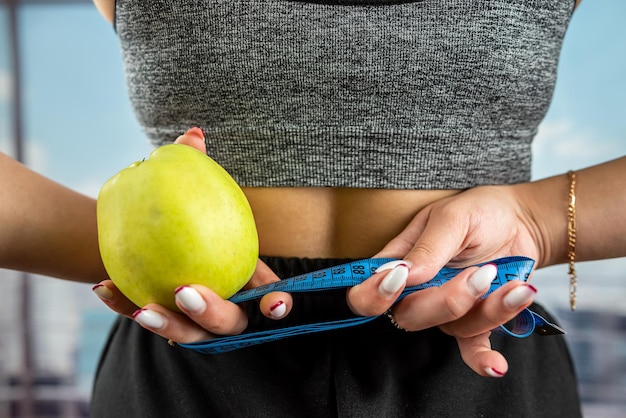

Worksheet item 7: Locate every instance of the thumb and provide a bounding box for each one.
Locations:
[246,259,282,288]
[174,127,207,154]
[376,206,468,284]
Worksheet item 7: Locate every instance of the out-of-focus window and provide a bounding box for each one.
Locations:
[0,2,150,417]
[0,1,625,417]
[1,5,11,157]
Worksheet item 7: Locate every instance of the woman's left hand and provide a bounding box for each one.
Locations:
[346,184,547,377]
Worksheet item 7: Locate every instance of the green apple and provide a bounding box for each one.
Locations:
[97,144,258,312]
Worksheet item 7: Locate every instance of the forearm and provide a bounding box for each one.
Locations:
[0,152,108,283]
[518,156,626,268]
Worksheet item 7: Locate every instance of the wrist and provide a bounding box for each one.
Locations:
[513,174,570,268]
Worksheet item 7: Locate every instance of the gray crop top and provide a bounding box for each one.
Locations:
[115,0,574,189]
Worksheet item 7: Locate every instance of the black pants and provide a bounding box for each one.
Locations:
[91,257,582,417]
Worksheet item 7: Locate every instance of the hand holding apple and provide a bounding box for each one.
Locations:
[97,142,259,312]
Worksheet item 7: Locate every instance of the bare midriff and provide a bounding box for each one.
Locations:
[243,188,462,259]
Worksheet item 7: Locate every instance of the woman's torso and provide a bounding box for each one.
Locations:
[244,187,459,257]
[97,0,573,258]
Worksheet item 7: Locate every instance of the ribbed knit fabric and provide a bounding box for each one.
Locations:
[115,0,574,189]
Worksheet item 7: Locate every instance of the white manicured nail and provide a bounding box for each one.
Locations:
[133,309,165,329]
[92,284,113,301]
[379,265,409,296]
[269,301,287,319]
[375,260,412,273]
[503,284,537,310]
[485,367,506,378]
[467,264,497,296]
[175,286,207,314]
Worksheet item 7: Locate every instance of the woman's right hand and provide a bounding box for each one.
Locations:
[92,129,293,343]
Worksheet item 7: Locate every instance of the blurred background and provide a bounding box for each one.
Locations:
[0,0,624,417]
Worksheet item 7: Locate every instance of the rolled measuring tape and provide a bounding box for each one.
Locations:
[179,256,566,354]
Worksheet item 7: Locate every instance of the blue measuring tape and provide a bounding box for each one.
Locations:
[179,256,565,354]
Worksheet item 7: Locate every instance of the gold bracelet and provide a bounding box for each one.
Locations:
[567,170,577,311]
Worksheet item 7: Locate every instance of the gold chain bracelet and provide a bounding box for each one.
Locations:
[567,170,577,311]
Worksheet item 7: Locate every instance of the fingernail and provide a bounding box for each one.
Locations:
[379,264,410,296]
[485,367,506,378]
[467,264,497,297]
[92,284,113,301]
[175,286,206,314]
[503,284,537,310]
[185,126,205,140]
[269,301,287,319]
[132,309,165,329]
[375,260,412,273]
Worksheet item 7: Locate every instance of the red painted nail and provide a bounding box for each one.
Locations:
[185,126,205,140]
[491,367,505,376]
[486,367,506,377]
[132,309,145,319]
[269,301,286,319]
[92,284,113,301]
[270,301,284,312]
[174,285,189,294]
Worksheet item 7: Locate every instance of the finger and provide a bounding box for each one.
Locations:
[440,282,537,338]
[346,261,410,316]
[92,280,139,318]
[174,285,248,336]
[376,204,470,286]
[456,333,509,378]
[390,264,496,331]
[247,259,293,320]
[245,258,282,289]
[132,304,214,344]
[374,206,432,259]
[173,127,207,153]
